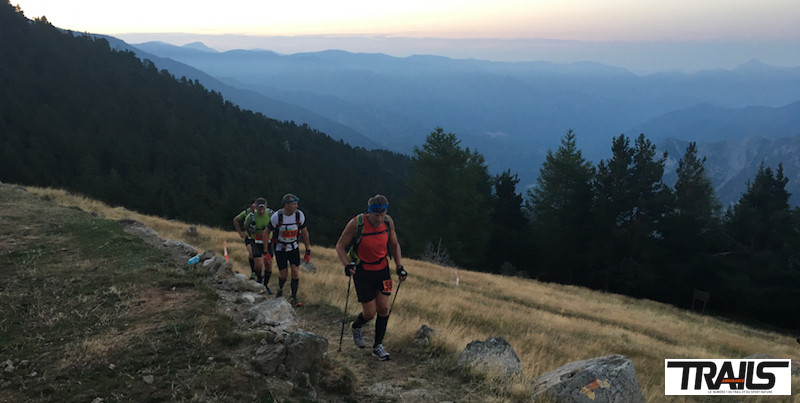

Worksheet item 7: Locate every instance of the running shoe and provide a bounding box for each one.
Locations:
[372,344,391,361]
[351,323,365,348]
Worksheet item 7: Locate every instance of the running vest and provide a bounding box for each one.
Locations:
[244,209,272,244]
[269,209,306,251]
[351,213,391,271]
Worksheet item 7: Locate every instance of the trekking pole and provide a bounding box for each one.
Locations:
[337,276,353,352]
[388,279,402,317]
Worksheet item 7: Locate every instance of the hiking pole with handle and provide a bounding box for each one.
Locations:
[388,266,406,317]
[337,276,353,352]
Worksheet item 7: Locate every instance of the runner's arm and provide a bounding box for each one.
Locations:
[301,227,310,252]
[387,216,403,270]
[233,214,245,238]
[335,218,358,266]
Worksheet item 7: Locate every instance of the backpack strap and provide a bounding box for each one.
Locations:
[352,214,392,265]
[245,211,258,235]
[354,213,365,245]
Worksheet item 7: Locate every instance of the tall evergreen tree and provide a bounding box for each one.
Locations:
[659,142,722,304]
[591,133,672,294]
[402,127,493,269]
[719,163,800,327]
[484,170,528,273]
[526,130,594,283]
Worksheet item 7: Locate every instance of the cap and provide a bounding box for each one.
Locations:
[282,193,299,205]
[255,197,267,208]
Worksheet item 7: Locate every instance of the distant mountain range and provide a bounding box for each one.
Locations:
[130,41,800,205]
[659,133,800,207]
[95,37,381,150]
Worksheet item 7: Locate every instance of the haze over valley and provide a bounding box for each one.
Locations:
[125,40,800,205]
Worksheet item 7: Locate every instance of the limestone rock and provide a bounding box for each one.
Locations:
[299,261,317,273]
[457,337,522,376]
[531,355,645,403]
[254,344,286,375]
[284,331,328,373]
[249,298,298,332]
[364,382,402,398]
[414,325,439,346]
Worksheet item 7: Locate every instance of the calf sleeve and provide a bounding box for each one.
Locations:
[374,315,389,347]
[352,313,368,329]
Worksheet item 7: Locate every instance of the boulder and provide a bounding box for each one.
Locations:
[413,325,439,346]
[213,260,236,280]
[457,337,522,376]
[531,355,645,403]
[254,344,286,375]
[249,298,299,332]
[222,272,266,293]
[299,261,317,273]
[202,255,225,274]
[163,240,199,258]
[284,331,328,373]
[399,388,447,403]
[364,382,402,398]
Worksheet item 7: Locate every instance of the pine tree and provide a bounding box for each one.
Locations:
[485,170,528,274]
[659,142,721,304]
[526,130,594,283]
[402,127,493,269]
[592,133,672,294]
[719,163,800,327]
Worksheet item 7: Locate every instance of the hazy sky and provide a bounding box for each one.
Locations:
[13,0,800,73]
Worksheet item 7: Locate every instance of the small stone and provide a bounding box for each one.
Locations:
[143,375,154,384]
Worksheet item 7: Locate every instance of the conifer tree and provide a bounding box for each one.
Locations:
[591,133,672,294]
[659,142,721,304]
[485,170,528,273]
[526,130,594,282]
[402,127,493,269]
[720,163,800,327]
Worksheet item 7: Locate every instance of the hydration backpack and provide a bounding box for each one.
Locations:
[270,209,302,245]
[245,208,273,240]
[346,213,392,265]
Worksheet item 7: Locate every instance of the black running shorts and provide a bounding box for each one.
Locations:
[275,248,300,270]
[354,265,392,303]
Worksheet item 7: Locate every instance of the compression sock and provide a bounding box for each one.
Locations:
[249,258,254,271]
[263,273,271,288]
[352,313,368,329]
[374,315,389,347]
[255,271,264,284]
[279,278,286,291]
[291,278,299,298]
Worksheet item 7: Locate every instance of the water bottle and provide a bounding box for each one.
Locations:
[188,254,201,265]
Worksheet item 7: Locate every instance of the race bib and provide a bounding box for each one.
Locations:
[279,225,299,242]
[382,279,393,293]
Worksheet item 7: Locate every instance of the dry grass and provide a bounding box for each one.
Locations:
[28,186,800,402]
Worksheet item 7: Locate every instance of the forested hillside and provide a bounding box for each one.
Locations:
[0,2,410,244]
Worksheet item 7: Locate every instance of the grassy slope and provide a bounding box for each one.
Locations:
[1,185,798,403]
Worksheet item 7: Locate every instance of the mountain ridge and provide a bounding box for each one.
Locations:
[129,40,800,194]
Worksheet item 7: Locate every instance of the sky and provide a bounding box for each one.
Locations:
[12,0,800,73]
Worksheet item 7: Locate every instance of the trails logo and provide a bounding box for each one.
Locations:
[665,359,791,395]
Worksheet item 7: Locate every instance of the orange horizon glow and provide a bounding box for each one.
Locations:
[12,0,800,42]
